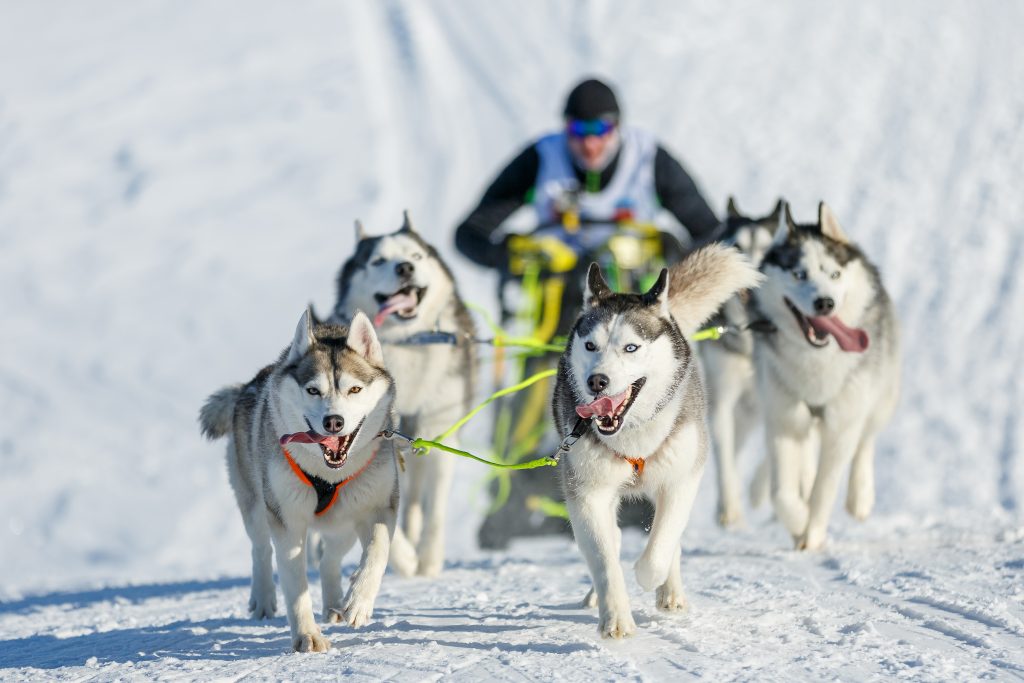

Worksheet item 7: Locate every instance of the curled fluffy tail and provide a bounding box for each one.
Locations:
[668,243,763,337]
[199,385,242,440]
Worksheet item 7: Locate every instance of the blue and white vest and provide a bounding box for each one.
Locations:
[532,126,659,225]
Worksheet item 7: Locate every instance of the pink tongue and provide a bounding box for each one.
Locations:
[575,387,630,419]
[373,291,418,327]
[279,430,343,452]
[809,315,869,352]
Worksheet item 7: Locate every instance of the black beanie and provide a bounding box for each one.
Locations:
[563,78,620,121]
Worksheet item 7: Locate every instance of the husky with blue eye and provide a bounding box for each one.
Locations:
[750,202,900,550]
[552,244,761,638]
[200,309,399,652]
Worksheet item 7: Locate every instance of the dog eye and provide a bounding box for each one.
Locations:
[584,341,597,352]
[411,253,423,261]
[793,269,807,281]
[830,270,841,280]
[624,344,640,353]
[348,386,362,395]
[371,257,386,266]
[306,387,321,396]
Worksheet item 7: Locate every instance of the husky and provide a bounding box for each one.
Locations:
[750,202,900,550]
[699,197,785,527]
[199,309,400,652]
[552,245,762,638]
[332,212,475,577]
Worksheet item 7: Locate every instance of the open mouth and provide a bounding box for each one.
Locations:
[373,286,426,327]
[785,298,830,348]
[279,418,364,469]
[575,377,646,435]
[784,298,869,352]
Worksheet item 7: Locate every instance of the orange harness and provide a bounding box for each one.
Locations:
[281,446,378,516]
[619,455,645,476]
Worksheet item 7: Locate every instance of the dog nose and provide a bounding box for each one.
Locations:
[587,373,609,395]
[813,297,835,315]
[395,261,415,278]
[323,415,344,434]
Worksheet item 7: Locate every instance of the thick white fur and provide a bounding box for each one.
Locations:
[562,246,760,638]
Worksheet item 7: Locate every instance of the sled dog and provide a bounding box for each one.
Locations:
[750,202,900,550]
[199,309,400,652]
[552,245,761,637]
[332,212,475,576]
[700,197,785,527]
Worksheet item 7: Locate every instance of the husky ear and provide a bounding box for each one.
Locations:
[307,302,323,326]
[726,196,741,219]
[766,198,786,236]
[347,310,385,366]
[772,202,797,247]
[355,219,367,242]
[400,210,416,235]
[818,201,851,244]
[642,268,670,318]
[583,263,612,308]
[287,307,315,364]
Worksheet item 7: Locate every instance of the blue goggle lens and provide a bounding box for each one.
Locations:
[567,119,616,137]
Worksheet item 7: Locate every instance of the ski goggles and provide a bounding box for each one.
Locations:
[566,118,617,138]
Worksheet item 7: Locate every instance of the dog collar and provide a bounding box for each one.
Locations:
[389,330,460,346]
[280,446,378,516]
[618,454,645,476]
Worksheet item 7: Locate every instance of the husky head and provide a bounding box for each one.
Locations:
[334,212,457,343]
[277,308,394,469]
[722,196,786,266]
[563,265,688,437]
[757,202,873,352]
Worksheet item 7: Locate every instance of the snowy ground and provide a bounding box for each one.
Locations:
[1,1,1023,680]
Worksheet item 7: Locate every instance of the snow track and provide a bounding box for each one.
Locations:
[1,0,1023,679]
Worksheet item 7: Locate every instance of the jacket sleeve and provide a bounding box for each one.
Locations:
[454,145,540,268]
[653,145,720,243]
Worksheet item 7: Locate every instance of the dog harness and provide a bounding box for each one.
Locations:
[554,417,646,476]
[280,447,378,516]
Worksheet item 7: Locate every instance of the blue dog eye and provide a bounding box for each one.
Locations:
[624,344,639,353]
[585,341,597,352]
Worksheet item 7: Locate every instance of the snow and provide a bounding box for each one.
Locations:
[1,0,1022,679]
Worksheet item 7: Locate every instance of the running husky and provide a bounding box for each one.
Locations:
[199,310,400,652]
[700,197,785,527]
[552,245,762,638]
[750,202,900,550]
[332,212,475,577]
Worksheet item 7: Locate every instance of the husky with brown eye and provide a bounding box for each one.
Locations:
[552,245,762,638]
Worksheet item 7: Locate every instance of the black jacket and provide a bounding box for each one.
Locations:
[454,140,719,268]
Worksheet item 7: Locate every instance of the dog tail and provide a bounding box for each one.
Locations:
[199,385,242,440]
[668,243,763,337]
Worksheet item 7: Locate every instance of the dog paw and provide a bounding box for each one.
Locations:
[599,608,636,639]
[248,592,277,619]
[716,503,744,529]
[795,528,826,551]
[416,552,443,578]
[324,606,345,624]
[655,584,688,612]
[581,587,597,609]
[635,555,669,592]
[341,592,375,628]
[846,487,874,521]
[293,630,330,653]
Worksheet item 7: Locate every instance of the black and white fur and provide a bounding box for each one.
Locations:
[552,245,762,638]
[199,310,399,652]
[332,212,475,576]
[700,197,785,527]
[751,202,900,550]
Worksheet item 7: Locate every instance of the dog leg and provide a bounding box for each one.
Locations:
[580,526,618,608]
[416,449,454,577]
[241,505,276,619]
[711,401,744,528]
[798,425,820,502]
[655,543,687,612]
[636,477,699,592]
[566,488,635,638]
[270,523,329,652]
[341,505,396,628]
[799,417,865,550]
[321,529,357,622]
[845,434,876,521]
[767,400,813,539]
[402,453,426,547]
[388,525,418,577]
